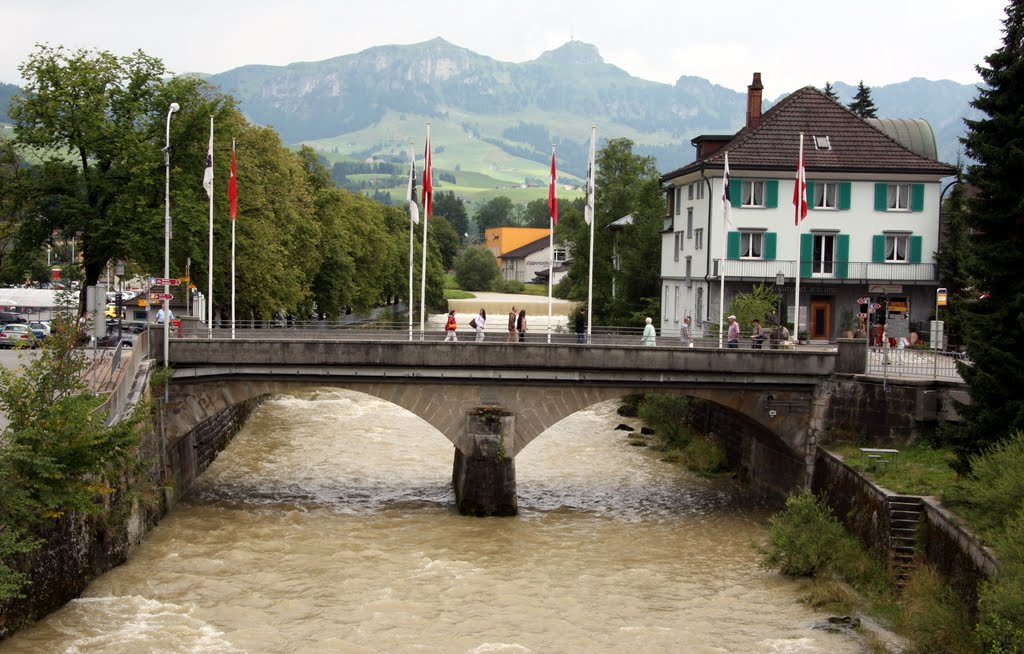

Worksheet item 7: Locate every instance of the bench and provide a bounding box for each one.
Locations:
[859,447,900,470]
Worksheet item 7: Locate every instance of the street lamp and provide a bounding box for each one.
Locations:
[163,102,179,368]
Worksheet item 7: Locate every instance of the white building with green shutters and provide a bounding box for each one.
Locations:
[658,73,956,342]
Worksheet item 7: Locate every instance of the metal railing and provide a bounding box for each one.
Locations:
[866,344,967,381]
[713,259,938,282]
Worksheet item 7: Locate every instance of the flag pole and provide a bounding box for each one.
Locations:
[586,126,596,344]
[230,139,236,340]
[718,152,731,349]
[206,116,214,338]
[794,133,804,343]
[407,141,416,342]
[547,144,556,344]
[419,123,431,340]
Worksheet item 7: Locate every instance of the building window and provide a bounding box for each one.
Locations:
[686,208,693,238]
[685,256,692,287]
[694,228,704,250]
[553,248,567,262]
[696,288,704,326]
[674,187,682,215]
[741,231,764,259]
[812,233,836,275]
[813,135,831,150]
[741,180,766,207]
[674,233,680,262]
[813,182,838,209]
[688,184,694,200]
[664,286,670,320]
[674,285,680,321]
[696,181,704,200]
[885,234,909,263]
[887,183,911,211]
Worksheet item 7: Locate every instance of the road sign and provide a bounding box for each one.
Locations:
[937,287,948,307]
[150,293,174,300]
[857,297,870,305]
[153,278,181,286]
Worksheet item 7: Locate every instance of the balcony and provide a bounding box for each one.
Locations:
[711,259,939,283]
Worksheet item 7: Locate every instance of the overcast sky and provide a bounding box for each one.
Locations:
[1,0,1009,93]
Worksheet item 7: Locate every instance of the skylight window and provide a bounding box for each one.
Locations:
[814,135,831,150]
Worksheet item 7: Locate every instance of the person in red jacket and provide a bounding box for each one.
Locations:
[444,310,458,342]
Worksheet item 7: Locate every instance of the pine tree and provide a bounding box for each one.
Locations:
[822,81,840,103]
[943,1,1024,472]
[847,81,878,118]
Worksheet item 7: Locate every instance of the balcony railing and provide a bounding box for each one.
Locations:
[711,259,938,283]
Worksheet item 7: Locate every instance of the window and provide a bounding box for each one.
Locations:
[812,233,836,275]
[696,182,704,200]
[885,234,909,263]
[694,228,704,250]
[813,182,838,209]
[674,285,680,321]
[887,183,911,211]
[686,208,693,238]
[741,231,764,259]
[813,135,831,150]
[674,187,681,215]
[685,256,692,287]
[674,233,680,261]
[664,286,670,320]
[741,180,766,207]
[553,248,567,262]
[696,288,704,327]
[688,184,694,200]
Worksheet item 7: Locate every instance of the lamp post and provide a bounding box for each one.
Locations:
[163,102,179,368]
[775,270,785,346]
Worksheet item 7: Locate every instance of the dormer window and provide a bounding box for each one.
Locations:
[813,135,831,150]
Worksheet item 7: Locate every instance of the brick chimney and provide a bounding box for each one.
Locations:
[746,72,764,130]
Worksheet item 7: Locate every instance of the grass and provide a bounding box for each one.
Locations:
[443,289,474,300]
[827,441,960,497]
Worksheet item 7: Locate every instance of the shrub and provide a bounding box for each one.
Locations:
[943,431,1024,537]
[679,436,728,475]
[977,509,1024,653]
[493,278,525,294]
[900,565,980,654]
[453,245,500,291]
[638,394,691,450]
[758,491,852,577]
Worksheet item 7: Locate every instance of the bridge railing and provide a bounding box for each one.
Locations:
[172,321,809,349]
[865,344,968,382]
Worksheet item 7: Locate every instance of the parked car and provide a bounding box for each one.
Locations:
[0,324,40,348]
[27,321,49,340]
[0,311,28,325]
[97,326,135,348]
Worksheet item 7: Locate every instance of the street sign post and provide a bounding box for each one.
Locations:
[150,293,174,301]
[153,278,181,286]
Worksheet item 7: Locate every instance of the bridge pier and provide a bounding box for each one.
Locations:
[452,409,518,517]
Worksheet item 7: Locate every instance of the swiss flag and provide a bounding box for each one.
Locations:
[228,141,237,220]
[423,130,433,219]
[548,148,558,225]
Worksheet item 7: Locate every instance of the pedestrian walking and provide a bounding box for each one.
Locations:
[751,318,764,349]
[517,309,527,343]
[641,317,656,347]
[575,308,587,344]
[444,310,458,342]
[506,306,518,343]
[727,315,740,348]
[471,309,487,342]
[680,316,693,347]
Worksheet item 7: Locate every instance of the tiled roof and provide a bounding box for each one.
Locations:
[661,86,956,181]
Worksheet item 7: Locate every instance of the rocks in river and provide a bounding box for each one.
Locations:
[614,424,635,432]
[640,427,655,435]
[810,615,861,633]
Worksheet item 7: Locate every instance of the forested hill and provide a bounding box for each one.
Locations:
[204,38,979,176]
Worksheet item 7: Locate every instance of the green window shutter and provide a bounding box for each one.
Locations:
[909,235,923,263]
[727,231,740,259]
[806,181,816,209]
[839,182,852,210]
[800,233,813,278]
[911,183,925,211]
[766,180,779,208]
[872,234,886,263]
[874,183,888,211]
[836,234,850,278]
[731,178,742,208]
[764,232,777,260]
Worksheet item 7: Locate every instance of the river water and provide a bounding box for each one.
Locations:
[1,390,867,653]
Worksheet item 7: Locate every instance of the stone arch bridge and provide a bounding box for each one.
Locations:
[158,338,839,515]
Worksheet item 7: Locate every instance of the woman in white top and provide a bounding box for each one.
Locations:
[474,309,487,342]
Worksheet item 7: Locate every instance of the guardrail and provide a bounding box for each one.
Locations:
[866,344,967,381]
[91,331,148,425]
[713,259,938,282]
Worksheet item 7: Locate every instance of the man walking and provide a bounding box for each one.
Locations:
[506,306,518,343]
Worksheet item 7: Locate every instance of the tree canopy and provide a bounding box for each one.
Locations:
[847,81,878,118]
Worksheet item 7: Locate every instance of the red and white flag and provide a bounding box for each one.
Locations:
[228,140,237,220]
[722,152,733,229]
[422,129,433,219]
[793,134,808,225]
[548,146,558,224]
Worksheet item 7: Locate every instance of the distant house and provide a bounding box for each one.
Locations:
[499,236,569,284]
[658,73,955,340]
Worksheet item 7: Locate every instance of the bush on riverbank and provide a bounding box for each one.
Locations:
[636,394,728,475]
